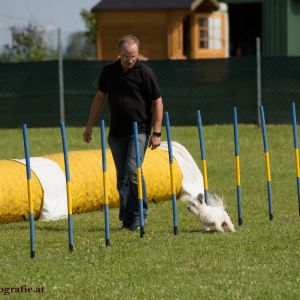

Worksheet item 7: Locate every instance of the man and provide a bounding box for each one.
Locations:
[83,35,163,231]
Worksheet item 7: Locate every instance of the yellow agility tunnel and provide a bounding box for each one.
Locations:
[0,147,184,224]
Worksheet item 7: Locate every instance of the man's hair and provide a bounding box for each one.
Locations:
[117,35,140,51]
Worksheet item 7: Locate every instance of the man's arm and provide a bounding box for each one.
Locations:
[149,97,163,150]
[83,91,106,143]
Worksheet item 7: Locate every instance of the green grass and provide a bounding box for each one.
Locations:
[0,126,299,299]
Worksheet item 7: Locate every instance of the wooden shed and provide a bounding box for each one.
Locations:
[91,0,229,60]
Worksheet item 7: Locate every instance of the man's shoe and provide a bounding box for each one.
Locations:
[129,222,140,231]
[119,224,128,231]
[119,220,132,230]
[129,217,147,231]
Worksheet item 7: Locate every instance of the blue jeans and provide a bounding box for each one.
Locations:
[108,134,149,224]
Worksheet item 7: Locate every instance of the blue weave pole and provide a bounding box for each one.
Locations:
[233,107,243,225]
[99,120,111,246]
[133,122,145,238]
[22,124,35,258]
[60,122,74,252]
[196,110,209,204]
[291,103,300,216]
[164,112,179,235]
[259,106,273,221]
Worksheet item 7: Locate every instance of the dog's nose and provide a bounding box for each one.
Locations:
[188,207,191,211]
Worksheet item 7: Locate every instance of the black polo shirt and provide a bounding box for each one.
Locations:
[98,59,161,137]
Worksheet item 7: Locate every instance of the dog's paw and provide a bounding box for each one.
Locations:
[203,226,211,232]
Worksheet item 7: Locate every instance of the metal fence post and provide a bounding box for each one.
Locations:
[58,28,65,123]
[256,37,262,126]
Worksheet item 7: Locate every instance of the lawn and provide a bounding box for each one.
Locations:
[0,125,299,299]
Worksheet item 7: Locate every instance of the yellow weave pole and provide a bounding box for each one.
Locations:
[259,106,273,221]
[164,111,179,235]
[60,122,74,252]
[133,122,145,238]
[100,120,110,247]
[291,102,300,216]
[233,107,243,225]
[197,110,209,203]
[22,124,35,259]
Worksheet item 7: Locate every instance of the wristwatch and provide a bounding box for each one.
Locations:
[152,131,161,137]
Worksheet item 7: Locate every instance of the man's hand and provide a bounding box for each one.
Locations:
[149,134,161,150]
[83,91,106,143]
[83,126,93,143]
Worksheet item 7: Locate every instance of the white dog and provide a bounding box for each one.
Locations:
[188,193,235,233]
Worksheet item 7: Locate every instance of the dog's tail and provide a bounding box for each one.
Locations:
[207,193,225,209]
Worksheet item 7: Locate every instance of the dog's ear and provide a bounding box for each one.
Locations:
[197,193,204,204]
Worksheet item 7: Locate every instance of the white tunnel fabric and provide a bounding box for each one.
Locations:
[13,158,68,221]
[159,142,204,201]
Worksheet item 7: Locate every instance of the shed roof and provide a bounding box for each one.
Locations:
[92,0,219,11]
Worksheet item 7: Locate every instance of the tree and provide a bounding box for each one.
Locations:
[63,9,97,60]
[0,23,56,62]
[65,31,95,59]
[80,9,96,45]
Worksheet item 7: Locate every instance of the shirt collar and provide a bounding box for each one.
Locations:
[118,58,141,72]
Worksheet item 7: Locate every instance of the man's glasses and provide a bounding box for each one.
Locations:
[120,55,138,61]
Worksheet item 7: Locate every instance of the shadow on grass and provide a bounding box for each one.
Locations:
[181,229,215,234]
[185,229,217,234]
[182,228,245,234]
[1,225,29,232]
[35,226,68,232]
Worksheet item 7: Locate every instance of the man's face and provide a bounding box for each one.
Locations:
[119,42,139,70]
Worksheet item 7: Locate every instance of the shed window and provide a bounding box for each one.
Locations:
[198,16,222,50]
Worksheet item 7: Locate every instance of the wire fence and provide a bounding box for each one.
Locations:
[0,57,300,128]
